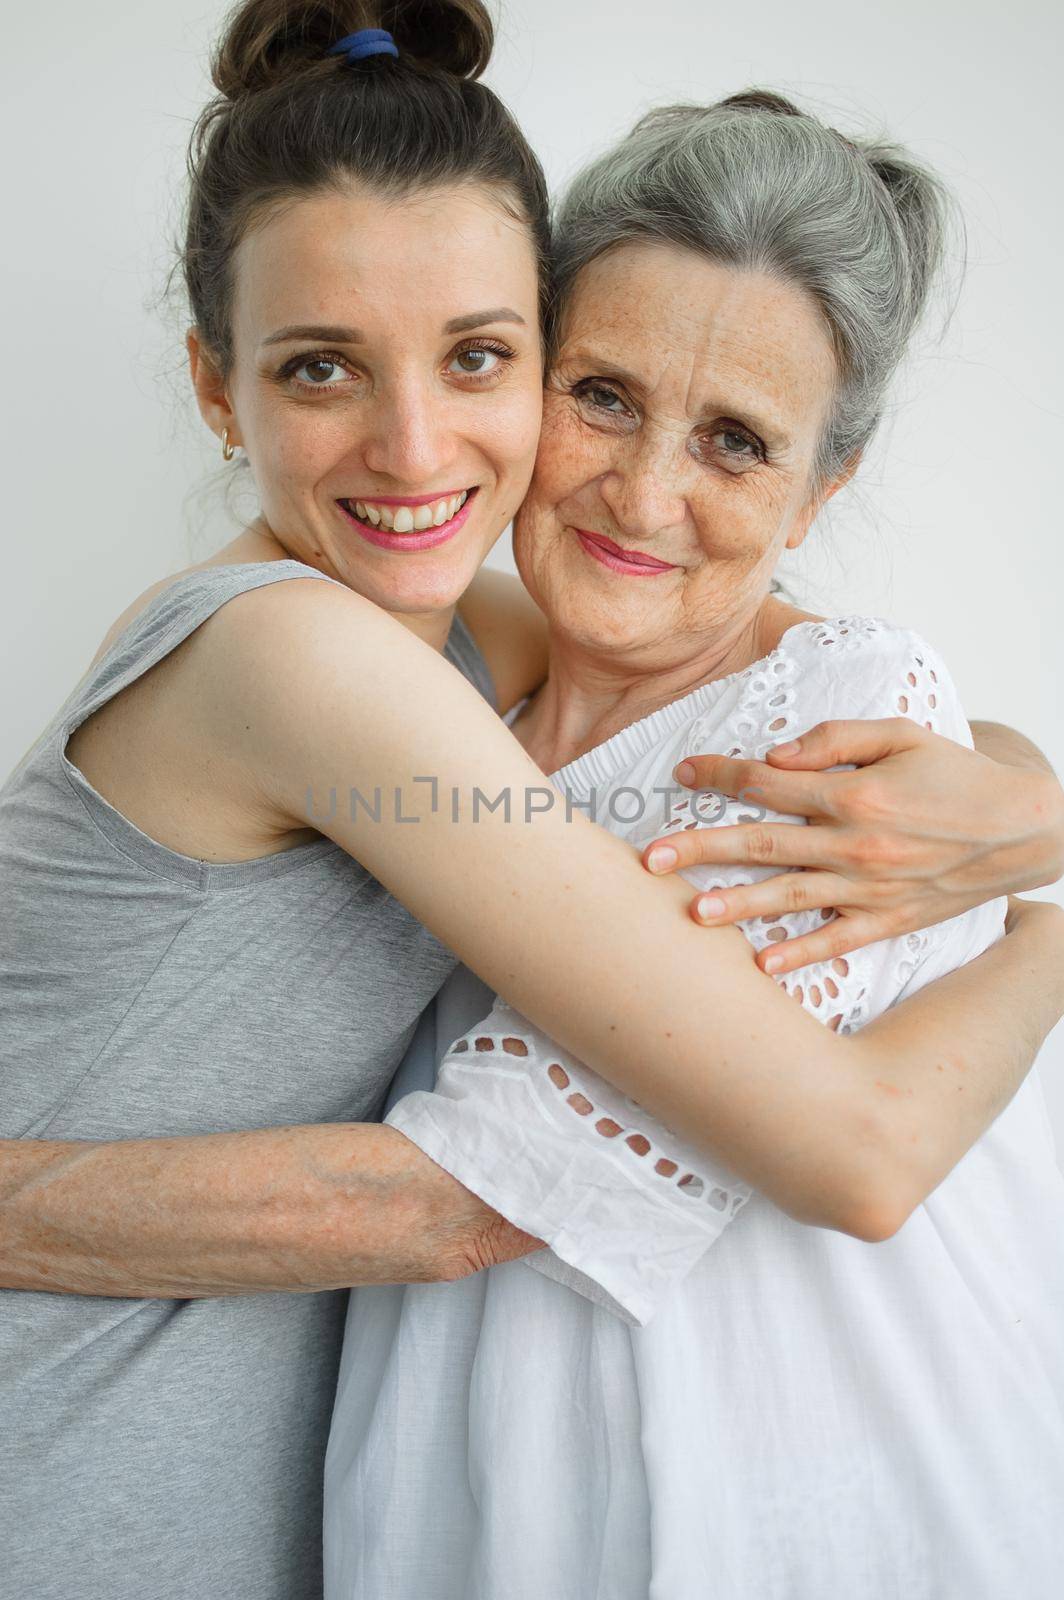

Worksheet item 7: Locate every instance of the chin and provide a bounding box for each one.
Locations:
[357,558,480,618]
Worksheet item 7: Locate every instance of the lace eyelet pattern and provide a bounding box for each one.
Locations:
[448,1029,749,1218]
[638,617,950,1031]
[434,618,959,1257]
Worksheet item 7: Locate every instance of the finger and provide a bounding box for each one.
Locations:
[688,871,853,927]
[753,913,890,976]
[670,755,830,818]
[765,717,929,771]
[642,822,841,875]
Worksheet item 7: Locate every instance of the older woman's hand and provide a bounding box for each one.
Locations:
[640,717,1064,976]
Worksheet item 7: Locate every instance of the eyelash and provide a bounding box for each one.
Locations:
[275,339,518,394]
[571,378,765,464]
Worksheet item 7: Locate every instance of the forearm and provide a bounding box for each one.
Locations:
[849,901,1064,1234]
[0,1122,536,1298]
[969,721,1064,891]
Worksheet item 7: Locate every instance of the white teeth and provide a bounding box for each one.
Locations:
[350,489,471,533]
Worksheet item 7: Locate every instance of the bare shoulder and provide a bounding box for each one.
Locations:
[457,568,548,715]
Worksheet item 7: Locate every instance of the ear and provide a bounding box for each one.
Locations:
[784,449,863,551]
[186,328,240,448]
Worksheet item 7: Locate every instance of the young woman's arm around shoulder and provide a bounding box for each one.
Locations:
[218,577,1064,1240]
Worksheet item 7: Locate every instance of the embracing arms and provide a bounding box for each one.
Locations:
[211,579,1064,1236]
[0,1121,541,1298]
[4,584,1059,1297]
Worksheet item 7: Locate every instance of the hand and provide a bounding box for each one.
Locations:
[639,718,1064,976]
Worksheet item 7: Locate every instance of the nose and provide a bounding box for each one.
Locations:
[596,425,688,541]
[360,374,456,486]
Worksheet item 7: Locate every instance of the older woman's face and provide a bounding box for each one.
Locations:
[514,242,841,660]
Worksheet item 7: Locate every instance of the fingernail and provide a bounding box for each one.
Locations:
[771,740,801,758]
[763,953,784,974]
[674,760,696,786]
[696,895,726,919]
[646,846,678,873]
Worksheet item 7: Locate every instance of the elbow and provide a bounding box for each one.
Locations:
[778,1175,912,1244]
[827,1075,919,1244]
[840,1190,913,1243]
[838,1151,919,1243]
[789,1116,917,1243]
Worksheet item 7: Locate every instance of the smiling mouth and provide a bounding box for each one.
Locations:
[575,528,678,572]
[339,490,471,533]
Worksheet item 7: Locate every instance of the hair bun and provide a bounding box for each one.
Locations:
[211,0,493,101]
[381,0,493,79]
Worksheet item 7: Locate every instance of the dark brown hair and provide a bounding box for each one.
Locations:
[184,1,551,374]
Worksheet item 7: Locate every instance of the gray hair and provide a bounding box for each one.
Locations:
[551,90,958,489]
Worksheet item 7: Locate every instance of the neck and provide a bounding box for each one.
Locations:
[216,519,456,654]
[517,599,798,772]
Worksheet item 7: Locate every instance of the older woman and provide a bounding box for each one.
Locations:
[323,95,1064,1597]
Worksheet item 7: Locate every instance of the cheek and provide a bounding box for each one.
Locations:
[693,473,800,564]
[479,381,544,481]
[237,380,350,491]
[531,402,609,503]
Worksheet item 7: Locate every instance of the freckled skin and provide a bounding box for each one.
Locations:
[189,182,544,641]
[508,242,856,770]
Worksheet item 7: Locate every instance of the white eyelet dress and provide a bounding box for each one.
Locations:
[323,618,1064,1600]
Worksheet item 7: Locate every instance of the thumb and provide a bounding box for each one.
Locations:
[766,717,926,770]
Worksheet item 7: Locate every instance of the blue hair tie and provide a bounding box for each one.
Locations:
[328,28,399,64]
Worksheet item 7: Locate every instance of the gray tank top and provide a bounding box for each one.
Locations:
[0,559,496,1600]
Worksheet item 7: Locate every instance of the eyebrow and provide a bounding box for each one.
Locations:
[561,348,792,451]
[261,308,526,348]
[443,307,526,334]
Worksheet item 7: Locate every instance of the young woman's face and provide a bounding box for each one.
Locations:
[194,181,543,617]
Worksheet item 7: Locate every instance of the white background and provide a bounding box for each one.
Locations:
[3,1,1062,1151]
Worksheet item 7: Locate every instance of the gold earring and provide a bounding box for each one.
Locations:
[221,427,236,462]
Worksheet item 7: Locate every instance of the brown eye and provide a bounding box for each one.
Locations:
[450,347,498,375]
[447,341,514,378]
[297,358,346,385]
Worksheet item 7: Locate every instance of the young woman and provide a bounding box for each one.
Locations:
[0,6,1060,1598]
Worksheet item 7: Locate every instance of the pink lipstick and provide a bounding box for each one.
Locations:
[337,489,477,552]
[575,528,678,576]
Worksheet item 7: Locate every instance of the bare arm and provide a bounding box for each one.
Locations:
[0,1122,541,1298]
[9,591,1057,1295]
[969,718,1059,777]
[831,895,1064,1230]
[201,579,1064,1239]
[5,899,1056,1294]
